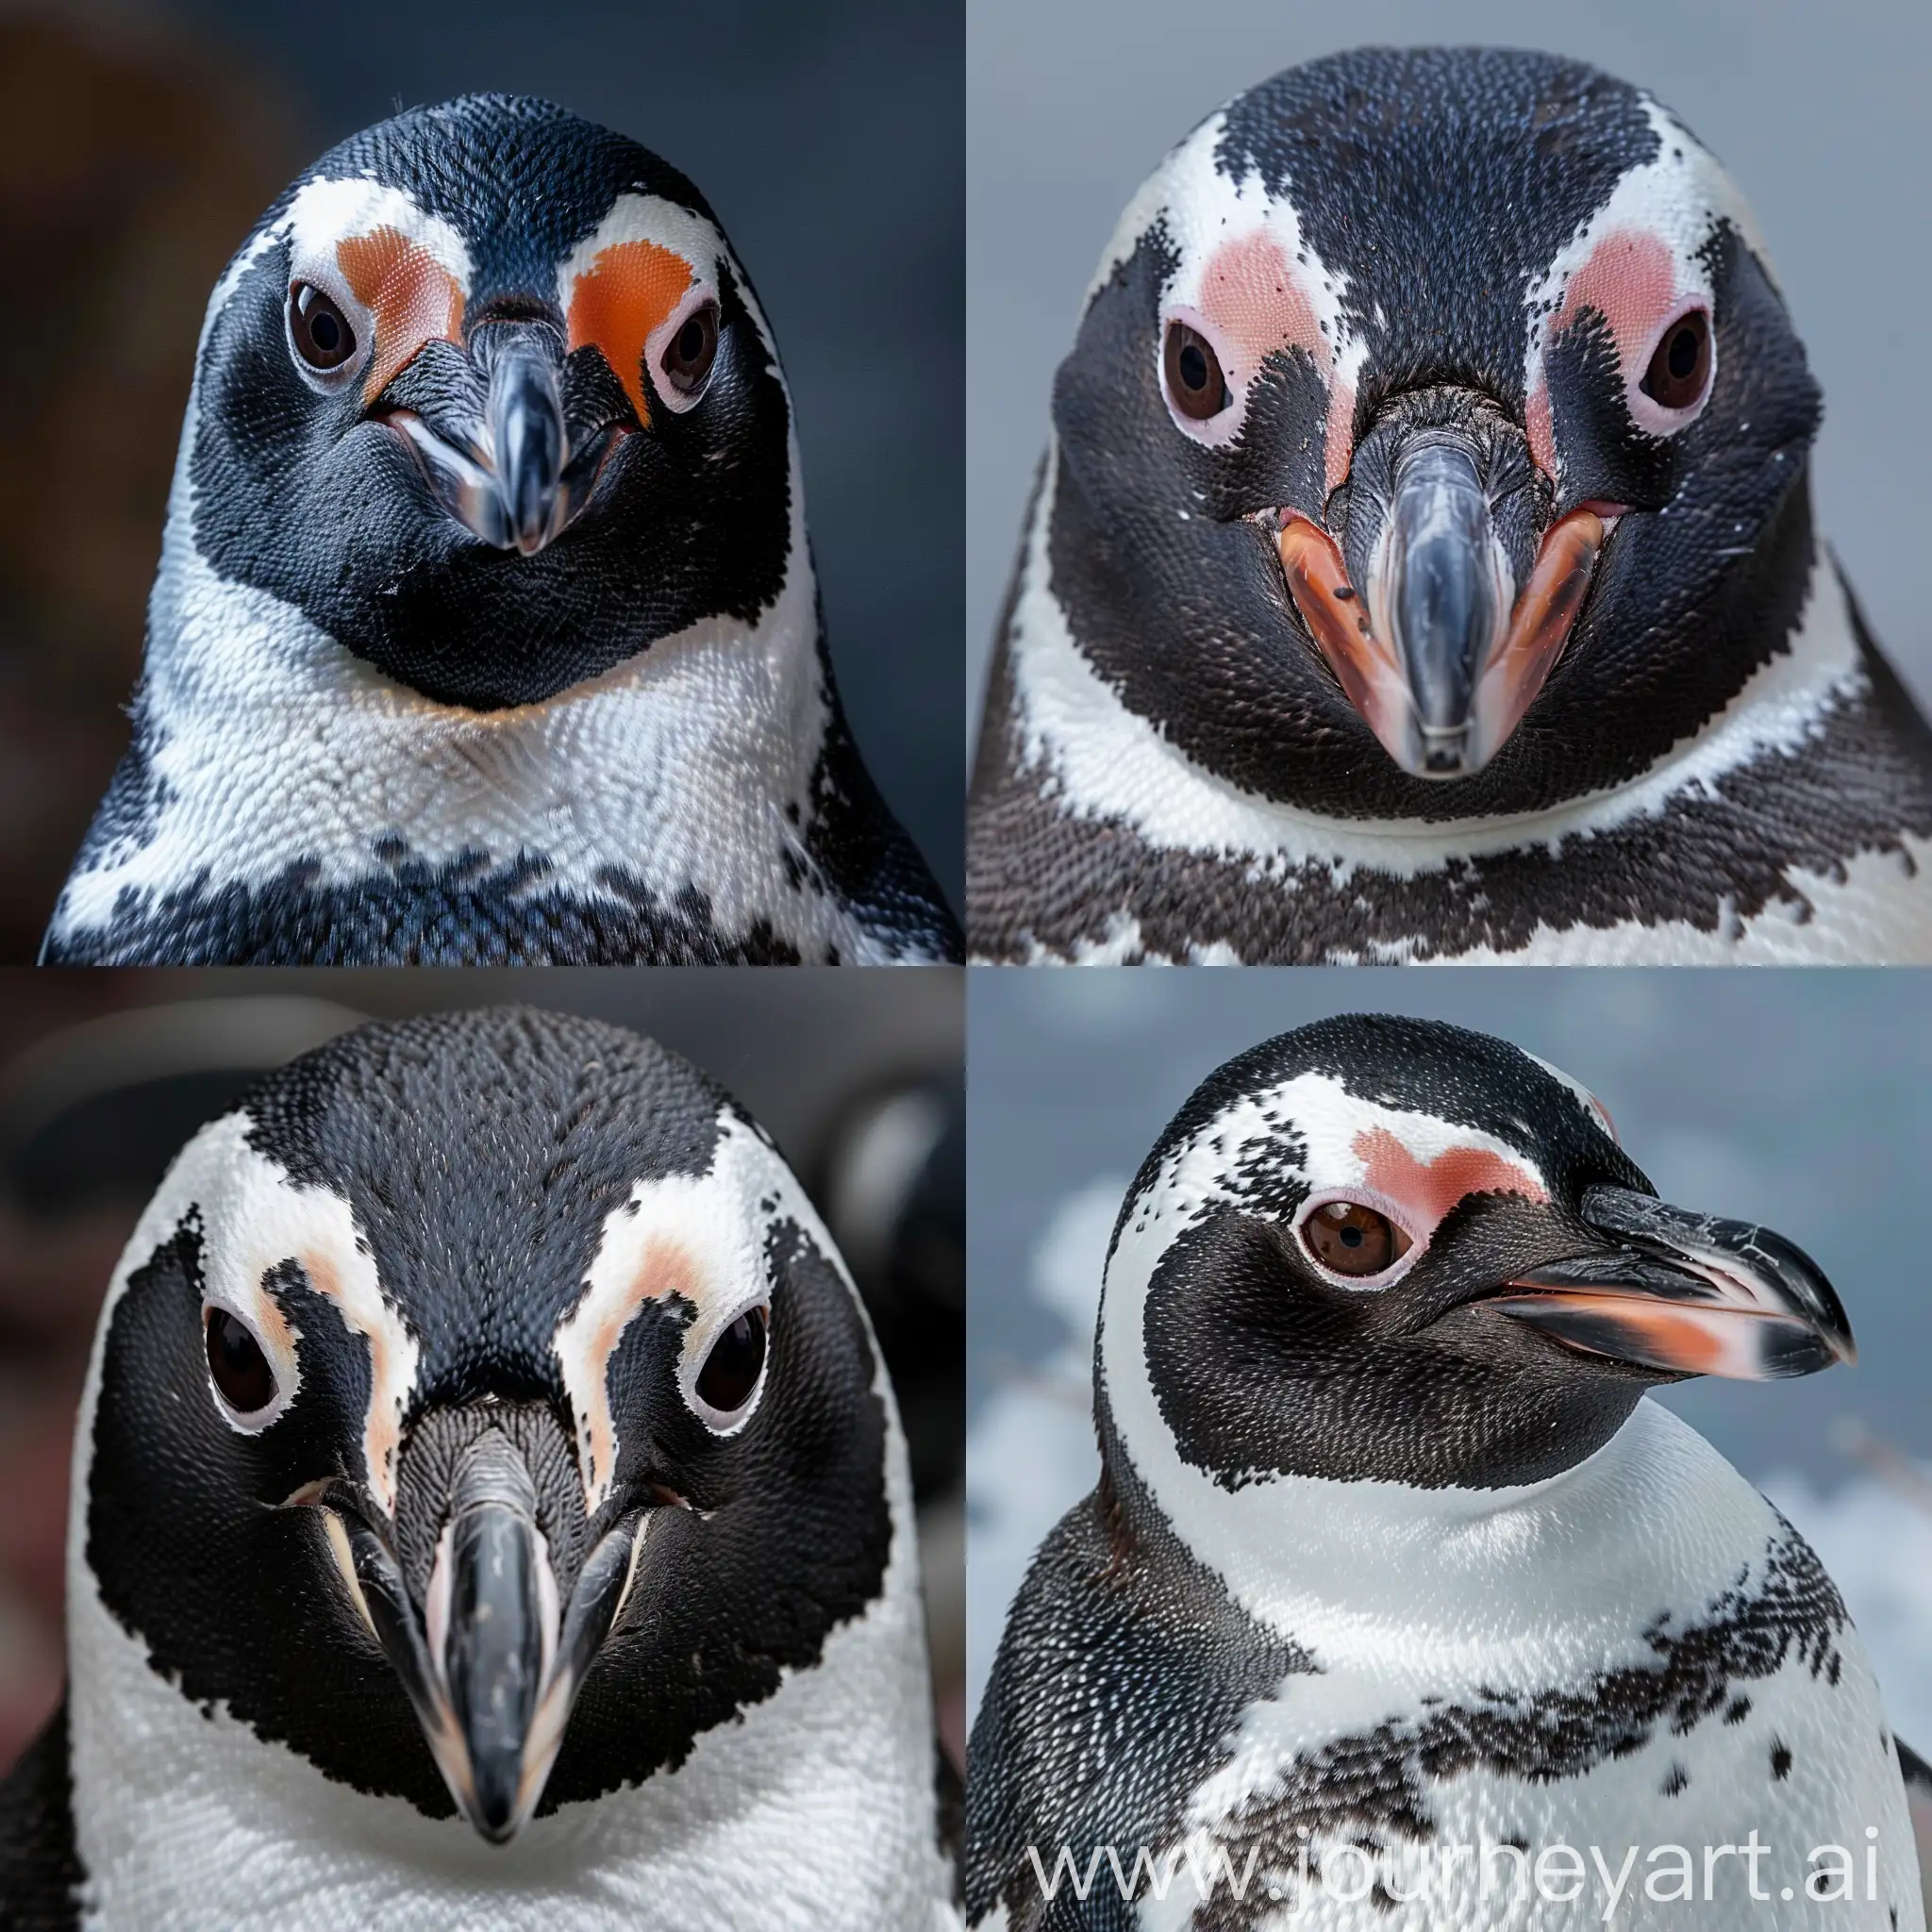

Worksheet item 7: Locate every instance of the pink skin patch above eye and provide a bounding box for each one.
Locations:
[1195,229,1356,497]
[1352,1125,1548,1239]
[1526,227,1680,475]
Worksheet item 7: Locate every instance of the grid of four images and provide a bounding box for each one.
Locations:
[0,2,1927,1927]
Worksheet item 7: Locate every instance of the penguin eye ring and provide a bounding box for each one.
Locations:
[660,299,720,398]
[688,1302,771,1428]
[1297,1198,1414,1281]
[1162,320,1230,421]
[287,281,359,375]
[204,1305,282,1424]
[1636,305,1714,422]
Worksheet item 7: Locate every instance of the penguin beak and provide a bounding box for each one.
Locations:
[1277,462,1603,780]
[1483,1184,1857,1380]
[306,1431,642,1845]
[422,1432,557,1841]
[377,321,615,557]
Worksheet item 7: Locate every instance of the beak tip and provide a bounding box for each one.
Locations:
[462,1774,527,1845]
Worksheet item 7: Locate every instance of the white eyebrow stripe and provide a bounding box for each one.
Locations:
[80,1111,421,1517]
[1523,96,1768,389]
[197,1124,421,1515]
[552,1112,841,1513]
[284,175,475,291]
[553,192,725,308]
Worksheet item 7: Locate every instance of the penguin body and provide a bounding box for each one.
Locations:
[967,49,1932,964]
[0,1008,958,1929]
[968,1017,1923,1929]
[45,96,960,966]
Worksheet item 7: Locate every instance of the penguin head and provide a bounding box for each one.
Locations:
[1096,1014,1853,1495]
[182,95,795,708]
[73,1008,893,1842]
[1055,47,1820,810]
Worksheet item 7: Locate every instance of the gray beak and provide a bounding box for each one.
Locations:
[437,1432,551,1841]
[1367,436,1515,776]
[485,340,570,558]
[308,1427,643,1845]
[1485,1184,1857,1381]
[384,324,578,558]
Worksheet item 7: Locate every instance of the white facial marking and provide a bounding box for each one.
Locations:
[86,1111,423,1516]
[1111,1069,1549,1289]
[1524,100,1763,469]
[1089,110,1365,486]
[553,1115,839,1512]
[286,176,475,291]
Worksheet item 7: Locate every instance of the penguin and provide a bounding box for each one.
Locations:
[0,1007,960,1930]
[42,95,962,966]
[966,47,1932,964]
[968,1015,1926,1930]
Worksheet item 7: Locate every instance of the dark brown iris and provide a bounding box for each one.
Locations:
[1301,1200,1411,1277]
[206,1308,276,1413]
[1640,308,1710,411]
[1163,320,1229,420]
[287,282,356,371]
[696,1305,768,1412]
[661,301,720,395]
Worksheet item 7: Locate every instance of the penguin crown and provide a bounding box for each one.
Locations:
[76,1008,893,1842]
[1108,1013,1628,1284]
[181,94,800,710]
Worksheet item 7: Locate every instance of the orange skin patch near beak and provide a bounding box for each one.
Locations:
[1477,508,1605,750]
[337,227,466,406]
[565,239,693,428]
[1486,1288,1854,1381]
[1277,518,1409,751]
[1352,1126,1547,1230]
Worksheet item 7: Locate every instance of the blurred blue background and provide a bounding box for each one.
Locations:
[0,0,962,951]
[966,0,1932,750]
[967,969,1932,1740]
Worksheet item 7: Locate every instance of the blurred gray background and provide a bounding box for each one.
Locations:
[966,970,1932,1734]
[0,0,962,952]
[965,0,1932,749]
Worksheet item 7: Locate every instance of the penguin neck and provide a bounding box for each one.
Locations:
[46,438,855,955]
[994,438,1869,872]
[1102,1388,1781,1678]
[148,469,829,858]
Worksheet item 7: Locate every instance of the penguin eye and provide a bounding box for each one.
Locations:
[660,300,719,397]
[1163,321,1230,421]
[692,1304,769,1420]
[1640,308,1711,414]
[205,1307,279,1418]
[287,282,358,374]
[1300,1201,1412,1278]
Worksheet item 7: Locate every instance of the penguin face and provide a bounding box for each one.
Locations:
[1055,48,1821,809]
[186,96,792,708]
[1099,1015,1853,1492]
[75,1008,891,1842]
